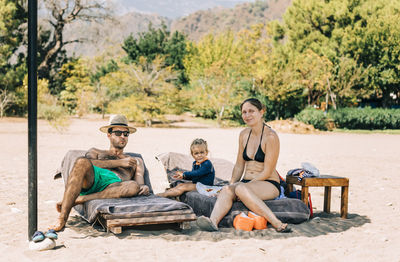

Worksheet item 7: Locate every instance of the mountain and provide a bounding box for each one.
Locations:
[113,0,257,19]
[64,12,171,57]
[64,0,291,57]
[171,0,292,41]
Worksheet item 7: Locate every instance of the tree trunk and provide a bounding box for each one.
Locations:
[216,105,225,127]
[38,22,64,79]
[326,78,337,110]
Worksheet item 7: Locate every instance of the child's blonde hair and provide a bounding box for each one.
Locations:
[190,138,208,153]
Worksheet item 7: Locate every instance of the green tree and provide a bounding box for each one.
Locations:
[0,0,27,116]
[243,24,304,119]
[106,56,179,124]
[294,50,332,107]
[184,31,247,125]
[122,23,189,85]
[59,59,93,115]
[330,56,371,107]
[38,0,110,81]
[281,0,400,107]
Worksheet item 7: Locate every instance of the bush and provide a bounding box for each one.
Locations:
[38,102,70,131]
[329,107,400,129]
[108,94,167,124]
[295,107,328,130]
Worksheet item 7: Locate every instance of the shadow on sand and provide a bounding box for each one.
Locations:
[66,211,370,241]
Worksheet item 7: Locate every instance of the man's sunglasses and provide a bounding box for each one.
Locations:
[110,130,130,137]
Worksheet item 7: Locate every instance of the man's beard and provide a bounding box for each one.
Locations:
[112,140,126,150]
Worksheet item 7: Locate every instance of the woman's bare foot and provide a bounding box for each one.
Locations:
[275,223,291,233]
[49,217,66,232]
[197,216,218,231]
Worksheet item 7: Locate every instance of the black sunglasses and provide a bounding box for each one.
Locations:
[110,130,130,137]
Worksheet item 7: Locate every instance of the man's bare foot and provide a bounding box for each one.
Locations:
[75,195,85,205]
[49,217,66,232]
[56,202,62,213]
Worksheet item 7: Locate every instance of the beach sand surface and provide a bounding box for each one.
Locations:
[0,117,399,261]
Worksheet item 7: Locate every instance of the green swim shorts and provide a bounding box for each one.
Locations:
[80,165,122,196]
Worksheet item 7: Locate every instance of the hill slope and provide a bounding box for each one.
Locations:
[64,0,292,57]
[115,0,256,18]
[64,12,171,57]
[171,0,292,41]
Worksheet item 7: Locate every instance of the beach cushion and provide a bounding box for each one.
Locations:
[156,152,310,227]
[55,150,193,224]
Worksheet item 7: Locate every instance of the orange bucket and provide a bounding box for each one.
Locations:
[248,211,267,230]
[233,212,254,231]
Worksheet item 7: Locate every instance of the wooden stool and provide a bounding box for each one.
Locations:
[286,175,349,218]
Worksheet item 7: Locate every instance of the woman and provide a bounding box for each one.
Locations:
[197,98,291,232]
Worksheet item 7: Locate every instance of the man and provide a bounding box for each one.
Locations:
[50,114,150,231]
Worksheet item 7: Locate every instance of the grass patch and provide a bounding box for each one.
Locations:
[191,117,243,128]
[332,128,400,134]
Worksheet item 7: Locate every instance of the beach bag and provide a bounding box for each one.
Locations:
[277,171,289,199]
[288,190,313,218]
[287,162,320,181]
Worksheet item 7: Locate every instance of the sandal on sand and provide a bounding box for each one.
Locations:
[45,229,58,240]
[32,231,45,242]
[276,223,292,233]
[197,216,218,232]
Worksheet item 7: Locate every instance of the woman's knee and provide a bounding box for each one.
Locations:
[234,183,249,197]
[220,185,236,199]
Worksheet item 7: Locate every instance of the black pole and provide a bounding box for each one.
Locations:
[28,0,38,240]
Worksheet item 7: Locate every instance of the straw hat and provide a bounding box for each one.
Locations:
[99,114,137,134]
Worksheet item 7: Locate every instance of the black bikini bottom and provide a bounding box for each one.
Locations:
[240,179,281,195]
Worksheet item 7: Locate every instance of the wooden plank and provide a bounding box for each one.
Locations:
[109,226,122,234]
[303,177,349,187]
[287,183,294,193]
[301,186,309,206]
[106,213,197,227]
[324,186,331,213]
[101,209,194,220]
[341,186,349,218]
[286,175,349,187]
[179,221,191,230]
[285,176,302,186]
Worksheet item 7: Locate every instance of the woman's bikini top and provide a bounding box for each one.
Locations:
[242,124,266,163]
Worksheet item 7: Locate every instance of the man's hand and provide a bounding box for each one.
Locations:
[120,157,137,169]
[138,184,150,195]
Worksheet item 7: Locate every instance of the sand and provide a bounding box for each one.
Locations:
[0,117,399,261]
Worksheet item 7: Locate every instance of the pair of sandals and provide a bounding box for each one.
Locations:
[32,229,58,243]
[197,216,292,233]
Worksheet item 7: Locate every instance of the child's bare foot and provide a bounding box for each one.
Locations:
[156,192,167,197]
[49,217,66,232]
